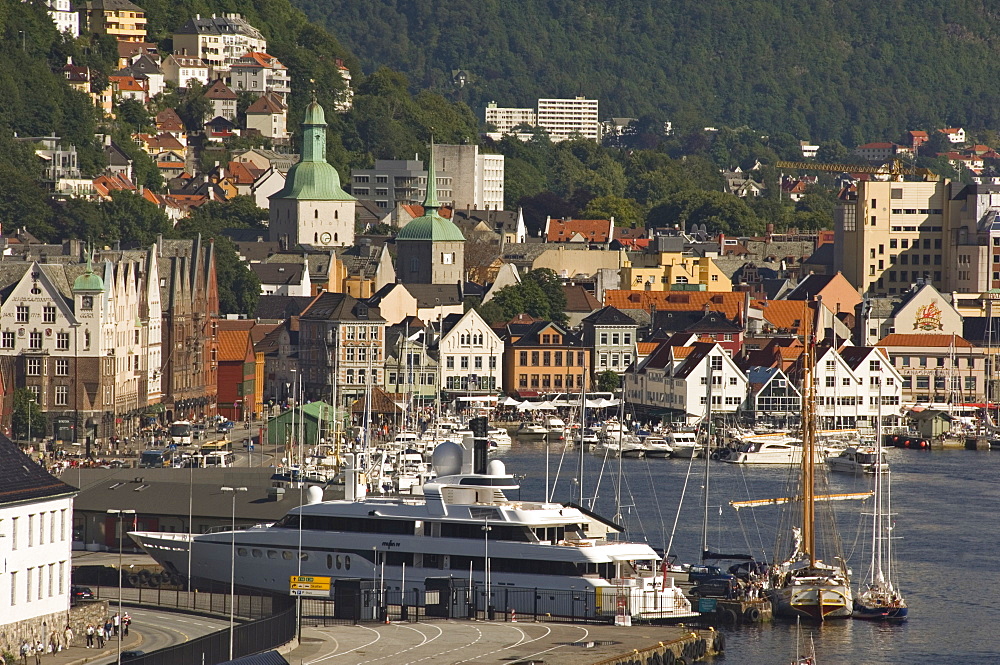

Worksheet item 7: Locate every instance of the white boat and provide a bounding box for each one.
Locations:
[544,416,566,439]
[487,428,512,447]
[641,436,674,458]
[514,422,548,439]
[825,445,887,474]
[668,431,704,458]
[129,438,697,622]
[725,439,823,465]
[853,403,907,621]
[601,434,645,457]
[577,427,600,446]
[600,419,626,440]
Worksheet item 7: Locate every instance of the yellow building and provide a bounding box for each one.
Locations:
[85,0,147,43]
[620,251,732,292]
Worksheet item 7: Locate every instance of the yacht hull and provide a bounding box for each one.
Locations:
[769,582,853,621]
[852,601,908,621]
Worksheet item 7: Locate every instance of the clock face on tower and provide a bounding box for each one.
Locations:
[320,232,332,244]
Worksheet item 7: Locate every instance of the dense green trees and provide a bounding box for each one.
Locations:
[478,269,568,325]
[293,0,1000,146]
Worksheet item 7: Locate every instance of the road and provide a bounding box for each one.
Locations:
[93,607,231,664]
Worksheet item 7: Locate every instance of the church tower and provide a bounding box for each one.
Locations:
[396,140,466,284]
[269,98,355,248]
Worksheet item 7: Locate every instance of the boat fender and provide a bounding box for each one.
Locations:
[710,452,721,461]
[744,606,761,622]
[662,651,675,665]
[683,641,695,660]
[138,569,151,583]
[149,573,163,587]
[713,632,726,653]
[722,608,738,624]
[697,639,706,658]
[170,574,184,587]
[649,651,662,665]
[126,574,139,587]
[674,658,687,665]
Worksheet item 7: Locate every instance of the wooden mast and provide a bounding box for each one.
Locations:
[802,297,821,566]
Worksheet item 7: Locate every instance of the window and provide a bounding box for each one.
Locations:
[16,306,28,323]
[519,351,528,366]
[460,356,469,369]
[542,351,550,366]
[43,306,56,323]
[826,376,835,387]
[56,332,69,350]
[966,376,977,391]
[916,376,930,389]
[870,360,881,372]
[27,357,42,376]
[55,385,68,406]
[441,253,454,265]
[611,333,620,345]
[623,333,632,345]
[489,356,497,370]
[29,332,42,349]
[1,332,13,348]
[446,356,454,369]
[842,377,851,386]
[531,351,539,366]
[600,333,608,345]
[710,357,723,371]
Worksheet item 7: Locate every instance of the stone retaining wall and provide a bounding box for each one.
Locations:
[0,602,108,656]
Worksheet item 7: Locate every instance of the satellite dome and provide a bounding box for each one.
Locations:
[307,485,324,504]
[487,459,506,476]
[432,440,463,477]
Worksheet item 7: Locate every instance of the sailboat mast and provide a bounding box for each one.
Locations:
[578,356,586,506]
[701,361,712,559]
[802,300,819,566]
[873,381,885,586]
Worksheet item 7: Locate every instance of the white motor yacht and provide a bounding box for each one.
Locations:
[642,436,674,458]
[514,422,548,440]
[725,438,824,465]
[668,431,704,458]
[130,438,697,622]
[825,444,888,474]
[545,416,566,440]
[487,428,512,447]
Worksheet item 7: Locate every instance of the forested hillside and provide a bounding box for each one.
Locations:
[292,0,1000,143]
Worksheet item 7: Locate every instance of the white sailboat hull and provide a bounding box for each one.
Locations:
[769,578,853,621]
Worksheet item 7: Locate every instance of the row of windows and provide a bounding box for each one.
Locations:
[9,510,69,550]
[896,356,975,369]
[445,356,497,370]
[446,376,497,390]
[25,358,72,376]
[388,372,436,386]
[597,353,632,368]
[517,351,586,367]
[903,376,977,390]
[343,326,381,340]
[2,331,71,350]
[344,369,380,384]
[887,238,940,250]
[518,374,584,389]
[598,332,632,346]
[11,305,60,324]
[9,562,66,607]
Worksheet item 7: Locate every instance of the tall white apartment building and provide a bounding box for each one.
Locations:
[485,98,600,142]
[172,14,267,75]
[537,97,600,141]
[43,0,79,37]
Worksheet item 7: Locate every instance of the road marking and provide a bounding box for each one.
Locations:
[507,624,590,663]
[305,625,382,665]
[399,625,484,665]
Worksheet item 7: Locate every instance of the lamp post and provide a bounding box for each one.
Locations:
[106,509,135,665]
[26,393,35,447]
[481,519,492,619]
[221,486,247,661]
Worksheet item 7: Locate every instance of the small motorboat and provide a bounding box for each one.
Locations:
[826,445,887,474]
[514,422,548,440]
[642,436,674,458]
[668,431,704,458]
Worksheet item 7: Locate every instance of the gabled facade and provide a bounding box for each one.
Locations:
[84,0,146,42]
[745,366,802,427]
[216,321,257,421]
[160,54,210,87]
[813,345,903,429]
[580,306,638,376]
[436,308,503,394]
[298,292,386,406]
[204,79,237,121]
[229,52,290,101]
[625,341,748,424]
[498,319,590,396]
[384,321,437,402]
[172,14,267,73]
[246,92,288,140]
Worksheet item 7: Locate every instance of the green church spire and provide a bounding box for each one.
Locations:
[270,98,354,201]
[302,94,327,163]
[423,137,440,211]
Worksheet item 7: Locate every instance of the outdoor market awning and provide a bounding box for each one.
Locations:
[457,396,498,402]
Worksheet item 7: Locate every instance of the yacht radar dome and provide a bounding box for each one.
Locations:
[432,440,463,476]
[487,459,506,476]
[307,485,324,504]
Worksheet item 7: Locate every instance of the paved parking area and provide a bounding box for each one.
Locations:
[287,620,707,665]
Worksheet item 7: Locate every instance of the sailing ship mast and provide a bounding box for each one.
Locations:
[802,306,817,568]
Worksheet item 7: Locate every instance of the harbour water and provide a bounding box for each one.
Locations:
[495,440,1000,664]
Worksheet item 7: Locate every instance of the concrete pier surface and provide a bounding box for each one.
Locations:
[282,619,722,665]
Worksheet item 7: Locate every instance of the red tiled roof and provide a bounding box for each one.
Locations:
[546,218,613,243]
[217,328,252,362]
[876,334,973,348]
[204,79,237,100]
[110,75,145,92]
[751,299,813,333]
[637,342,659,356]
[562,285,601,311]
[233,51,285,70]
[604,290,744,319]
[247,93,285,114]
[226,161,262,185]
[155,108,184,132]
[400,204,452,219]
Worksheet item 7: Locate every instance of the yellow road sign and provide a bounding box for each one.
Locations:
[290,576,331,585]
[291,582,330,590]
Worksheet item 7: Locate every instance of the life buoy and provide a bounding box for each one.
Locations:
[745,606,761,622]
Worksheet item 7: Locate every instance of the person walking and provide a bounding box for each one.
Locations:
[112,613,120,636]
[33,640,43,665]
[63,626,73,651]
[19,640,29,665]
[121,613,131,637]
[85,625,94,649]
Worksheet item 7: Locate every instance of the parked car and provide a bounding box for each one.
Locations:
[216,421,235,434]
[70,586,94,605]
[694,577,739,598]
[687,565,735,584]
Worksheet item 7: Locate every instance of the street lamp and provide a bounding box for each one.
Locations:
[221,486,247,661]
[481,519,492,619]
[106,509,135,665]
[26,393,35,447]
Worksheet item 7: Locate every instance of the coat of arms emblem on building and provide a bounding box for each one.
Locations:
[914,300,943,331]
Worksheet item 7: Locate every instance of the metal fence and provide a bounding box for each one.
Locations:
[301,582,619,626]
[91,585,280,621]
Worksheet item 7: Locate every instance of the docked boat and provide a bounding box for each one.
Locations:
[544,416,566,440]
[487,428,512,447]
[577,427,600,446]
[129,438,697,622]
[825,444,887,474]
[853,408,908,621]
[735,312,857,621]
[514,422,548,440]
[601,434,645,457]
[668,431,703,458]
[641,436,674,458]
[725,438,821,465]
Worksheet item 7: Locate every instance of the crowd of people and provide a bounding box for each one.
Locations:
[11,613,133,664]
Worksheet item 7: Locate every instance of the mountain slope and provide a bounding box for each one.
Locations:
[290,0,1000,143]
